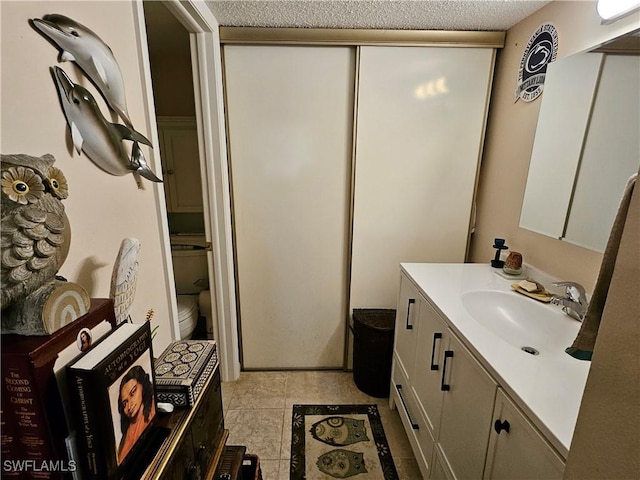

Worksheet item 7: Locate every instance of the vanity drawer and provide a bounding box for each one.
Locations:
[392,361,432,478]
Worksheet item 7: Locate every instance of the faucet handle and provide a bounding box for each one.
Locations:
[552,281,587,303]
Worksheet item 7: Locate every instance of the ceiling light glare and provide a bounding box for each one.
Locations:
[596,0,640,22]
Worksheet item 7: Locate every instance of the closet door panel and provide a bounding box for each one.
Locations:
[350,46,494,310]
[224,45,354,369]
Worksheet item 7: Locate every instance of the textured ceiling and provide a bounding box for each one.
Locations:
[205,0,552,31]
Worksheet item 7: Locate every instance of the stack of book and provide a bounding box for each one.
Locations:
[1,299,117,480]
[3,305,217,479]
[65,321,161,480]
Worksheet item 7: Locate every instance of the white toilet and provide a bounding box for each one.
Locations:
[171,235,210,340]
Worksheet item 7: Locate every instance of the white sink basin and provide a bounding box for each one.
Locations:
[461,290,579,355]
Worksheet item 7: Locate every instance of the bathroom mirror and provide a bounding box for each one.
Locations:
[520,30,640,252]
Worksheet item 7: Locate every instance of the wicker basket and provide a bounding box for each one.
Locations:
[242,454,262,480]
[352,309,396,397]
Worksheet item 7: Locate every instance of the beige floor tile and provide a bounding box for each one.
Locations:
[225,408,285,460]
[258,459,280,479]
[278,459,290,480]
[221,381,236,412]
[284,370,346,404]
[280,407,293,459]
[284,370,389,408]
[228,371,287,409]
[394,457,424,479]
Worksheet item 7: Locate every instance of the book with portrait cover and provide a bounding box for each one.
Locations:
[66,322,156,480]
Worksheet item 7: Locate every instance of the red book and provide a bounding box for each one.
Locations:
[1,299,117,480]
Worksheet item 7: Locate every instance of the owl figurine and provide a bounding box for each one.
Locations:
[1,153,89,335]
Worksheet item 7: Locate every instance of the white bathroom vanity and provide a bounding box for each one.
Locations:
[390,263,591,479]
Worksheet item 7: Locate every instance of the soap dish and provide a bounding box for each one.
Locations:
[511,284,555,303]
[494,269,527,280]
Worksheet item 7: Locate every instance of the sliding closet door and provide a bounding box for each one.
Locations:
[224,46,354,369]
[350,46,495,311]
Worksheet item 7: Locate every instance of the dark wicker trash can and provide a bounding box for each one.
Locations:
[352,309,396,398]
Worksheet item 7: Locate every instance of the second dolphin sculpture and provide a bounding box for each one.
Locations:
[51,66,162,187]
[32,13,134,128]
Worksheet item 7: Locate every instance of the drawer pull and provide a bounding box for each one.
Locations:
[441,350,454,391]
[406,299,416,330]
[494,419,510,434]
[430,332,443,370]
[396,384,419,430]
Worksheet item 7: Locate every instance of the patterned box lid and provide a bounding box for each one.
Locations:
[154,340,217,387]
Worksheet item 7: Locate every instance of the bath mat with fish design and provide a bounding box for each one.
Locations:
[290,404,398,480]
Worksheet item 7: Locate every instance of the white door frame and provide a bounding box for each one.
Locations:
[136,0,240,381]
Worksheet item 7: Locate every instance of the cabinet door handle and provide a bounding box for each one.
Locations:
[406,298,416,330]
[441,350,454,391]
[494,419,510,434]
[430,332,443,370]
[396,384,419,430]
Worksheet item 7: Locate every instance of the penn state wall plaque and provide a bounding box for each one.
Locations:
[515,23,558,103]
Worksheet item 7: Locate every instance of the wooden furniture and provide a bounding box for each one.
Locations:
[0,299,117,480]
[213,445,246,479]
[391,268,566,479]
[141,365,225,479]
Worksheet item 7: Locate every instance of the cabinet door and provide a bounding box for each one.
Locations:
[157,117,203,213]
[519,53,603,239]
[411,296,447,437]
[563,55,640,251]
[438,331,497,480]
[484,389,564,480]
[394,272,421,382]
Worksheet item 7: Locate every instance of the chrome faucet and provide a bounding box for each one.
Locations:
[551,281,589,322]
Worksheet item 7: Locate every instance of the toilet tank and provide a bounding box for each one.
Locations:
[171,235,209,295]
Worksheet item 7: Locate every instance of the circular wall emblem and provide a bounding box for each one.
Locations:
[515,24,558,102]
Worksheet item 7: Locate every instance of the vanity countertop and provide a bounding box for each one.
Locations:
[401,262,591,459]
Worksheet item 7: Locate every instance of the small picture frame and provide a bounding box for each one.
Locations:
[77,327,93,352]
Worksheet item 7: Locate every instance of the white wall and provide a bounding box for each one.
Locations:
[1,1,177,352]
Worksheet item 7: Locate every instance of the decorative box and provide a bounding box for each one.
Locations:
[154,340,218,407]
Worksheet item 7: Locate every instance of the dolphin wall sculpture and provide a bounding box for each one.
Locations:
[32,14,134,128]
[51,66,162,187]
